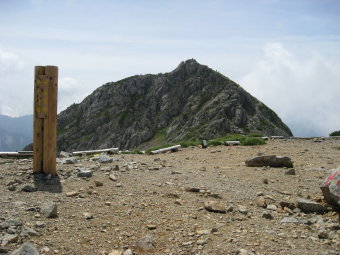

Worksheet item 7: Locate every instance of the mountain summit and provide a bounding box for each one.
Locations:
[57,59,292,151]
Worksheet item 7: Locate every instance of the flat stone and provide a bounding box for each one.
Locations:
[83,213,93,219]
[196,229,210,236]
[77,169,93,178]
[66,191,78,197]
[41,202,58,218]
[267,204,277,211]
[280,217,309,224]
[10,242,40,255]
[204,201,226,213]
[35,222,45,228]
[246,155,293,168]
[20,226,39,237]
[146,225,157,230]
[297,198,328,214]
[1,218,22,229]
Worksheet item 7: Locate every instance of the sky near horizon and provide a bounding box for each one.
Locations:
[0,0,339,137]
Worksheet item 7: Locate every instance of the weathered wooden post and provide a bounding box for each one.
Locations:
[33,66,58,176]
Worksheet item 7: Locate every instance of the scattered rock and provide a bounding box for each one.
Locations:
[185,187,200,192]
[1,218,22,229]
[83,213,93,219]
[297,198,328,214]
[59,151,70,158]
[238,205,248,215]
[146,225,157,230]
[66,191,78,197]
[10,242,40,255]
[109,174,117,181]
[20,226,39,237]
[285,168,296,175]
[279,201,296,210]
[202,140,207,148]
[318,231,329,239]
[262,212,274,220]
[92,154,113,163]
[8,185,16,191]
[132,235,155,251]
[65,157,77,164]
[246,155,293,168]
[77,168,93,178]
[266,204,277,211]
[280,217,309,224]
[1,234,18,246]
[204,201,226,213]
[41,202,58,218]
[94,180,104,187]
[109,249,123,255]
[256,197,267,208]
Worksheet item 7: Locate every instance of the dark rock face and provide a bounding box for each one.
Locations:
[57,59,292,151]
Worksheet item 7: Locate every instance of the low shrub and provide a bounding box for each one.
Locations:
[241,137,266,146]
[329,130,340,136]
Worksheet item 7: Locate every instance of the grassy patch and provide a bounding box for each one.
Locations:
[332,146,340,150]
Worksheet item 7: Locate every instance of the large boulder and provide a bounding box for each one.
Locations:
[320,167,340,207]
[245,155,293,168]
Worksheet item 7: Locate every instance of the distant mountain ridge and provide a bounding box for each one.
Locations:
[57,59,292,151]
[0,114,33,151]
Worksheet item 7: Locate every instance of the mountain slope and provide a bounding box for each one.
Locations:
[0,115,33,151]
[57,59,292,151]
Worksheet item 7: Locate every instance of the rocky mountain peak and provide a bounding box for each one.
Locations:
[57,60,292,151]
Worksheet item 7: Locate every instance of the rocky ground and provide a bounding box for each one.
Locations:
[1,138,340,255]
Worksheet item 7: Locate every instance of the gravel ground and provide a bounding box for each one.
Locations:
[1,138,340,255]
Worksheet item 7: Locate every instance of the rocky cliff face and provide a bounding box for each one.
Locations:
[57,59,292,151]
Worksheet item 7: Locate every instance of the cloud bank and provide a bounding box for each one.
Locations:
[241,43,340,137]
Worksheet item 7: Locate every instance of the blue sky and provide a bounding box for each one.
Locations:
[0,0,339,136]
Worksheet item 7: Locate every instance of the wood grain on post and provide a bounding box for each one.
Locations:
[33,66,58,176]
[33,66,45,174]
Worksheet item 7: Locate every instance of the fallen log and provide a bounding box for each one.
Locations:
[72,148,119,156]
[0,151,33,158]
[224,141,240,146]
[151,145,181,155]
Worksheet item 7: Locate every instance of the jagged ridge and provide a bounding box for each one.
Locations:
[57,59,292,151]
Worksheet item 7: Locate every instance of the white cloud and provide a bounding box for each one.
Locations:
[58,77,89,113]
[241,43,340,137]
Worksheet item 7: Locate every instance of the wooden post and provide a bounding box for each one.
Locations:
[33,66,58,176]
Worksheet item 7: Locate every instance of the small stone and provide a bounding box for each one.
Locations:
[1,234,18,245]
[279,201,296,210]
[239,249,250,255]
[65,157,77,164]
[174,199,184,205]
[146,225,157,230]
[280,217,309,224]
[83,213,93,219]
[77,168,93,178]
[66,191,78,197]
[92,154,113,163]
[41,202,58,218]
[238,205,248,214]
[94,180,103,187]
[132,235,155,251]
[1,218,22,229]
[256,197,267,208]
[263,178,269,184]
[41,246,50,253]
[109,249,123,255]
[266,204,277,211]
[20,226,39,237]
[285,168,296,175]
[109,174,117,181]
[262,212,274,220]
[204,201,226,213]
[297,198,328,214]
[115,183,122,187]
[196,229,210,236]
[21,185,37,192]
[185,187,200,192]
[196,239,207,245]
[105,201,112,206]
[8,185,16,191]
[35,221,46,228]
[123,249,133,255]
[10,242,39,255]
[318,231,328,239]
[59,151,70,158]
